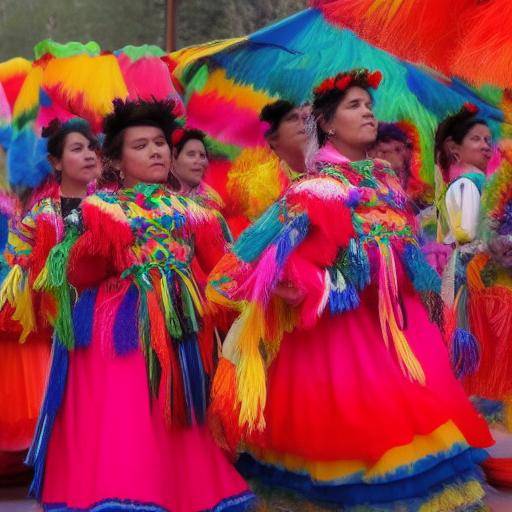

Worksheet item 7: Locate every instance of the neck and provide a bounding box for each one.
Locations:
[178,182,197,196]
[275,148,306,174]
[60,178,88,198]
[330,138,366,162]
[448,163,481,182]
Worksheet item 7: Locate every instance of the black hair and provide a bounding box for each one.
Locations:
[174,129,207,156]
[260,100,296,137]
[435,107,489,176]
[99,98,177,188]
[42,118,98,159]
[376,122,411,147]
[102,98,177,160]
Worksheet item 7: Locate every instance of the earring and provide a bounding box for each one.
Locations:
[119,170,125,182]
[327,128,335,137]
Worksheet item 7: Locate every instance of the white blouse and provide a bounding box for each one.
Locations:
[444,175,483,245]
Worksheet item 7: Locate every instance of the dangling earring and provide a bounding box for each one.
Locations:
[119,170,125,183]
[327,128,335,137]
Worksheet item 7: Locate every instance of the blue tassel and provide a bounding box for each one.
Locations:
[113,284,140,355]
[234,202,285,262]
[344,239,371,291]
[275,213,309,266]
[26,338,69,499]
[72,288,98,348]
[401,243,441,293]
[178,336,207,425]
[329,281,360,314]
[451,328,480,379]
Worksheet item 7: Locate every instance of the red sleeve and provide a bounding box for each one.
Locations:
[68,197,134,291]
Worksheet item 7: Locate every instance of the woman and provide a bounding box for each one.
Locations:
[207,70,493,510]
[434,106,493,378]
[0,118,100,455]
[435,104,492,247]
[28,99,254,512]
[169,127,224,211]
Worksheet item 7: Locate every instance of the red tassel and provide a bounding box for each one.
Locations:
[482,457,512,488]
[28,214,61,283]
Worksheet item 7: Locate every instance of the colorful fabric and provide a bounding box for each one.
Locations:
[0,177,63,452]
[29,183,254,511]
[207,157,492,510]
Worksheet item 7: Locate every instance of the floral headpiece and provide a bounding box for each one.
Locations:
[314,69,382,96]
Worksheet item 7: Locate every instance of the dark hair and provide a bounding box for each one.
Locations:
[376,122,411,147]
[435,106,488,176]
[99,98,177,187]
[174,129,207,156]
[312,75,373,147]
[260,100,296,137]
[42,118,98,159]
[102,98,177,160]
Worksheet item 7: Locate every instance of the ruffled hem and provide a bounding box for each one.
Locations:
[43,491,256,512]
[236,448,487,510]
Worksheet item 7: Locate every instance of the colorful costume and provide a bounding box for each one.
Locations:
[29,183,253,512]
[0,177,74,452]
[208,144,492,510]
[437,167,487,378]
[462,160,512,427]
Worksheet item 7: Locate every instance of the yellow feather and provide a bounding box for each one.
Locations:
[0,57,31,82]
[170,38,246,79]
[227,147,285,221]
[43,53,128,116]
[13,65,43,120]
[202,69,275,112]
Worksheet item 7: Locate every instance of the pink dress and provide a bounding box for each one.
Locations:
[28,184,254,511]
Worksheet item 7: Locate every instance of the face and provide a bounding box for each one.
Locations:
[269,107,308,156]
[118,126,171,187]
[52,132,100,185]
[173,139,208,188]
[325,86,377,149]
[453,123,492,172]
[372,139,411,187]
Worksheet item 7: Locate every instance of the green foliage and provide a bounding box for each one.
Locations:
[0,0,307,60]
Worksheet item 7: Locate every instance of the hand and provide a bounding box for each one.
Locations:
[274,280,305,306]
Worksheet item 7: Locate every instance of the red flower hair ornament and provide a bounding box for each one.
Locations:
[314,69,383,96]
[171,127,185,146]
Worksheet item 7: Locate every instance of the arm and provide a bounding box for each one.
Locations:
[67,195,134,291]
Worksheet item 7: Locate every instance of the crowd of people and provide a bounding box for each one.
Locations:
[0,66,511,512]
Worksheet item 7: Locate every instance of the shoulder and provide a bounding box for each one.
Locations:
[287,172,351,201]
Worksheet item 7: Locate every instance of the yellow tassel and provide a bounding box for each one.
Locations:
[378,243,425,384]
[235,302,267,431]
[12,275,36,343]
[175,269,204,316]
[33,264,49,292]
[418,480,485,512]
[504,395,512,432]
[0,264,23,308]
